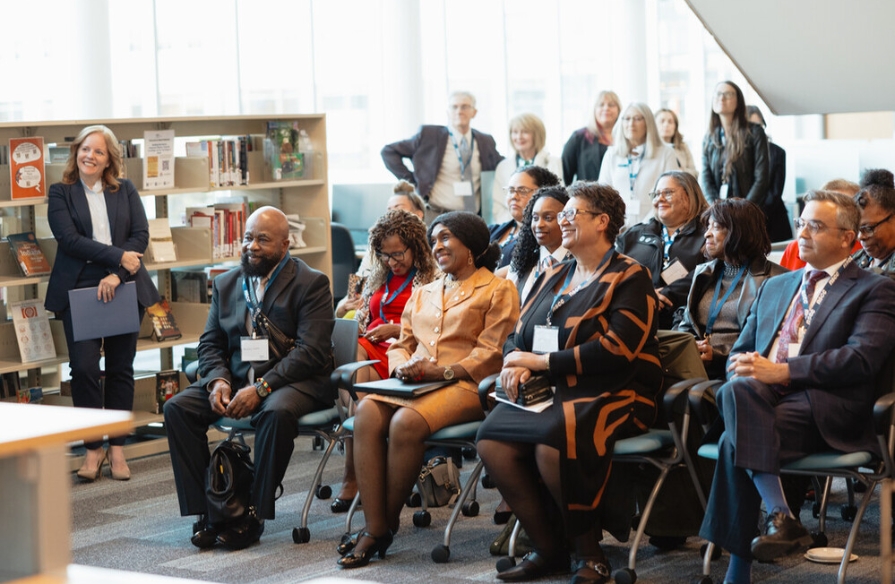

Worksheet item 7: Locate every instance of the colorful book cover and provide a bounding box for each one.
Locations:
[146,297,182,342]
[7,231,52,276]
[155,369,181,414]
[9,137,46,200]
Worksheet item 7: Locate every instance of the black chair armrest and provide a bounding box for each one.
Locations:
[331,360,380,402]
[661,377,705,422]
[185,360,200,384]
[873,392,895,437]
[689,379,724,432]
[478,373,500,413]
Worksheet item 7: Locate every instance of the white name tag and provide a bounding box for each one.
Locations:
[241,336,269,362]
[719,183,729,200]
[788,343,799,359]
[627,196,641,216]
[533,325,559,353]
[453,181,473,197]
[661,259,689,285]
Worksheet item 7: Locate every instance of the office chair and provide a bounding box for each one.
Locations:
[331,222,359,307]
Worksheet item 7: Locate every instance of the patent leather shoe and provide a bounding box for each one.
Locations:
[330,498,353,514]
[750,509,813,562]
[190,515,223,549]
[570,558,611,584]
[216,508,265,550]
[337,531,393,568]
[496,550,569,581]
[337,530,361,556]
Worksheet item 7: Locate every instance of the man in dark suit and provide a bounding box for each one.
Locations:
[164,207,335,550]
[381,91,503,223]
[699,190,895,584]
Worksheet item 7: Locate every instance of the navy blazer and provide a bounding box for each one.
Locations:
[45,178,160,313]
[728,261,895,454]
[381,125,503,201]
[194,257,335,403]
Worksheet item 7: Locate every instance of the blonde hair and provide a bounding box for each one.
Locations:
[62,125,123,191]
[612,103,665,159]
[584,90,622,142]
[507,113,546,157]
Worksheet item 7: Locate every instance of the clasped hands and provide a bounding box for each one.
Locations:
[96,251,143,302]
[500,350,547,403]
[209,379,260,419]
[727,351,791,385]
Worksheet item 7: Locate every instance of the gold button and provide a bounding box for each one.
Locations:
[429,340,435,346]
[434,327,440,333]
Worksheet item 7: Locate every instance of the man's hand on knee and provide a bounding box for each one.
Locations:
[209,380,232,416]
[225,385,261,419]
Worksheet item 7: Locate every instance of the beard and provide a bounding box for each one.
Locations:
[241,250,283,278]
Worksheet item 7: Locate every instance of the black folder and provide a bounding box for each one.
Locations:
[354,378,453,398]
[68,282,140,342]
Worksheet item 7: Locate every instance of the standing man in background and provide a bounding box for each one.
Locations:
[382,91,503,224]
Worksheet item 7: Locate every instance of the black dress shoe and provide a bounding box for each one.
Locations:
[750,510,813,562]
[337,531,360,556]
[216,508,265,550]
[570,558,611,584]
[190,515,222,549]
[649,535,687,550]
[330,498,353,514]
[337,531,393,568]
[496,550,569,582]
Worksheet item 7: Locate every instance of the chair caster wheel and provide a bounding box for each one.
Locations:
[613,568,636,584]
[840,504,857,521]
[461,500,479,517]
[810,532,828,548]
[462,446,477,460]
[413,510,431,527]
[496,557,516,572]
[431,544,450,563]
[292,527,310,544]
[406,492,422,507]
[481,474,496,489]
[315,484,332,499]
[699,543,721,560]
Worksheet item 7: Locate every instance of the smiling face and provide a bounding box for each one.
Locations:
[77,132,112,186]
[858,198,895,260]
[377,233,414,277]
[596,97,620,129]
[653,176,691,229]
[506,171,538,223]
[559,197,602,253]
[622,108,647,146]
[531,196,565,253]
[797,200,853,269]
[241,211,290,277]
[703,217,728,260]
[430,223,472,277]
[656,111,677,143]
[511,125,536,160]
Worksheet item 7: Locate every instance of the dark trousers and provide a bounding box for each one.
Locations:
[699,377,825,558]
[59,273,143,450]
[164,383,329,520]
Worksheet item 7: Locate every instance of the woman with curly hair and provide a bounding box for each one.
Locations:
[330,209,439,512]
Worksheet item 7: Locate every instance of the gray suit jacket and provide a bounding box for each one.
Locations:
[728,261,895,453]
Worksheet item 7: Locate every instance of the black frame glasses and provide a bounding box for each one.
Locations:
[858,213,894,237]
[375,247,409,262]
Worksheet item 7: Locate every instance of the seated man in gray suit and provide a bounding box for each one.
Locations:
[381,91,503,223]
[699,190,895,584]
[164,206,335,550]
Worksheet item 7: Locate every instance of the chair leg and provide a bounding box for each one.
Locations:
[625,466,672,573]
[298,431,339,531]
[440,458,484,548]
[836,478,878,584]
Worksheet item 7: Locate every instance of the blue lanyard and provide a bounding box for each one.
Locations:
[546,248,613,326]
[704,264,747,338]
[624,150,645,192]
[378,268,416,323]
[449,132,474,177]
[242,255,289,333]
[661,225,680,268]
[516,154,534,167]
[800,256,851,328]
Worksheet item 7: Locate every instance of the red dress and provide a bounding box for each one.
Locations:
[357,271,414,379]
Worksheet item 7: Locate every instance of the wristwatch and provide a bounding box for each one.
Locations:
[443,366,455,381]
[254,378,271,398]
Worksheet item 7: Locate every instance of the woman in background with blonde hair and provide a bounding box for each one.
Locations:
[492,113,563,224]
[561,90,621,184]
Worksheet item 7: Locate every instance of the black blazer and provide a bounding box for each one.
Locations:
[45,178,159,313]
[381,125,503,201]
[560,128,608,185]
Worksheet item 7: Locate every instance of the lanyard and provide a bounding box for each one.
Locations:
[378,268,416,323]
[242,255,289,334]
[449,131,475,177]
[499,223,518,248]
[801,256,851,328]
[661,225,680,268]
[704,264,747,338]
[624,150,645,192]
[546,248,613,326]
[516,154,534,167]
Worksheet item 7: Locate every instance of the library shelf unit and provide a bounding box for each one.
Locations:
[0,114,330,465]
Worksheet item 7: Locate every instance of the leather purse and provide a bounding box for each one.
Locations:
[254,312,296,360]
[205,435,255,524]
[495,374,553,406]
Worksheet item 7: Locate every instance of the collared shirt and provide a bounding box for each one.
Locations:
[508,245,571,304]
[428,128,482,212]
[81,179,112,246]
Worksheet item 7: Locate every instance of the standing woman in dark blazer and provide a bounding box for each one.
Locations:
[701,81,769,205]
[560,90,621,184]
[46,125,160,482]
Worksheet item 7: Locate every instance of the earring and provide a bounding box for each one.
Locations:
[467,251,473,265]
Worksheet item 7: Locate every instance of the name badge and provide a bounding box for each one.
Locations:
[627,196,641,216]
[453,181,473,197]
[241,336,269,362]
[533,325,559,353]
[788,343,800,359]
[661,259,689,285]
[719,183,729,200]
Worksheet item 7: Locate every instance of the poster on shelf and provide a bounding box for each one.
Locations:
[9,137,46,200]
[143,129,175,190]
[10,299,56,363]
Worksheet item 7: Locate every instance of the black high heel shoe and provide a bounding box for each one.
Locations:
[337,531,393,568]
[336,530,360,556]
[330,498,353,514]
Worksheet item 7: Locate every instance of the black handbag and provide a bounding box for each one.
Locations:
[206,435,255,524]
[255,312,296,360]
[495,374,553,406]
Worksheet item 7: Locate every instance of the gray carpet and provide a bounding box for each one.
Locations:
[70,436,889,583]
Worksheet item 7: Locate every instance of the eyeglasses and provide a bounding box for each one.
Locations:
[858,213,894,236]
[648,189,678,202]
[503,186,535,197]
[622,115,645,123]
[557,208,601,222]
[376,247,409,262]
[794,218,850,236]
[715,91,736,100]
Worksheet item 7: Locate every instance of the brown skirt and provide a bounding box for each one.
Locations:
[364,380,483,434]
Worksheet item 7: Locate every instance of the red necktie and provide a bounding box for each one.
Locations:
[774,270,827,363]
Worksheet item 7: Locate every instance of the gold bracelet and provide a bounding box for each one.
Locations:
[543,353,550,370]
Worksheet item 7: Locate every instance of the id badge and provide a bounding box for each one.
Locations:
[661,259,688,285]
[453,181,473,197]
[532,325,559,353]
[788,343,800,359]
[241,336,269,362]
[719,183,729,200]
[626,196,641,216]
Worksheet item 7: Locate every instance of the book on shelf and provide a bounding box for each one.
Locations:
[17,386,43,404]
[9,136,46,200]
[146,297,182,342]
[147,218,177,263]
[171,269,209,303]
[10,299,57,363]
[2,373,21,399]
[143,129,175,190]
[185,136,252,188]
[155,369,181,414]
[7,231,52,276]
[265,121,304,181]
